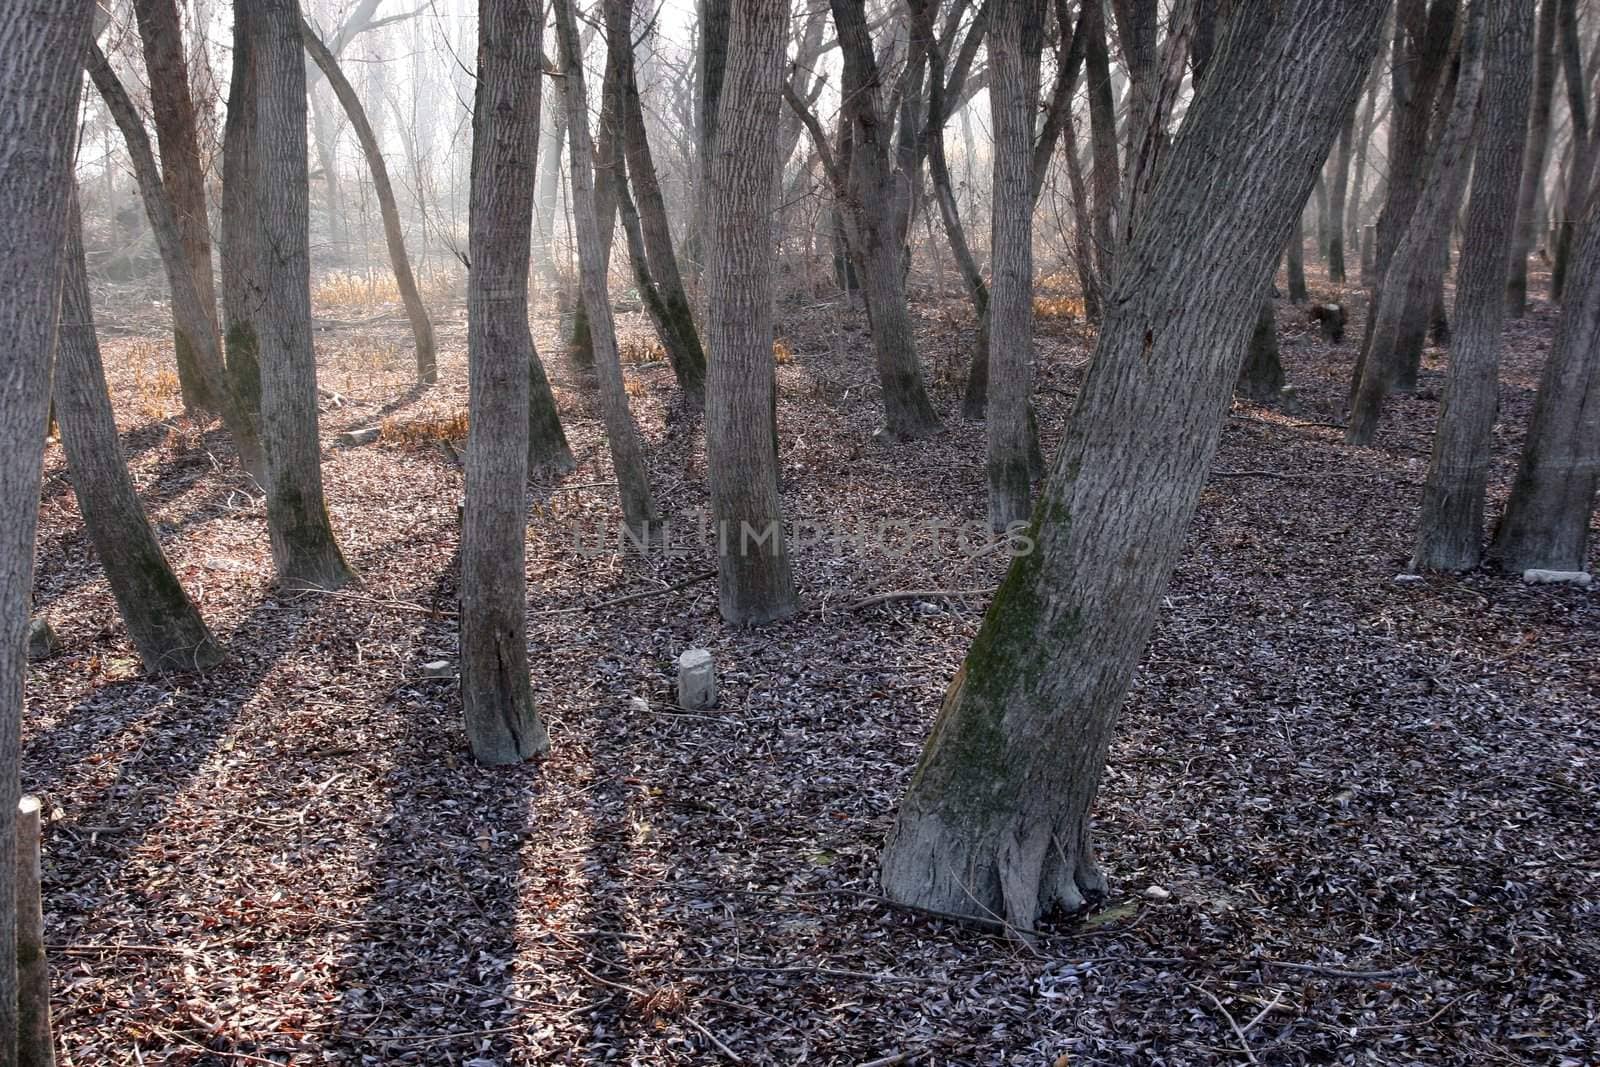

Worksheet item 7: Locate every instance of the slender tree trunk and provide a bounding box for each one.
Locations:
[87,46,267,483]
[1085,0,1120,283]
[301,19,437,384]
[133,0,220,412]
[222,3,263,422]
[1349,0,1487,446]
[0,5,94,1058]
[1329,106,1355,282]
[1489,199,1600,572]
[1287,210,1309,303]
[1549,0,1592,302]
[879,0,1387,931]
[554,0,656,530]
[1062,117,1103,321]
[532,93,567,297]
[58,195,224,674]
[985,0,1046,530]
[461,0,552,766]
[308,89,350,263]
[1314,170,1331,260]
[15,794,51,1067]
[255,0,353,589]
[1507,0,1561,316]
[706,0,799,625]
[570,12,628,370]
[1348,42,1385,256]
[1412,0,1535,571]
[1237,297,1285,401]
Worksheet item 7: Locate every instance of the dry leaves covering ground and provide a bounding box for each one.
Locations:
[23,267,1599,1065]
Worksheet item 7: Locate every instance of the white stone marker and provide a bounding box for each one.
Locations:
[677,649,718,710]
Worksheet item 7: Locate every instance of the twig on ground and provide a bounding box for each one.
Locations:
[847,587,997,611]
[1187,981,1259,1064]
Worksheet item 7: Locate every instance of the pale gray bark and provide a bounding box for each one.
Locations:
[1508,0,1561,316]
[1085,0,1120,282]
[706,0,799,626]
[59,194,224,674]
[461,0,552,766]
[1549,0,1593,302]
[15,796,51,1067]
[255,0,353,589]
[1328,105,1355,282]
[1412,0,1535,571]
[1237,297,1285,401]
[554,0,656,530]
[880,0,1387,930]
[0,4,95,1056]
[222,2,263,421]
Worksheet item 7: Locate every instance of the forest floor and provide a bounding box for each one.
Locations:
[23,263,1599,1065]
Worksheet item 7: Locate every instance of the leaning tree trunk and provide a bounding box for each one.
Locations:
[254,0,353,589]
[58,196,225,674]
[1507,0,1560,316]
[879,0,1387,931]
[1548,0,1592,304]
[87,46,268,484]
[301,19,437,384]
[554,0,656,531]
[460,0,552,766]
[133,0,220,412]
[1348,0,1487,447]
[1412,0,1535,571]
[0,4,94,1059]
[1489,198,1600,572]
[985,0,1046,531]
[705,0,799,626]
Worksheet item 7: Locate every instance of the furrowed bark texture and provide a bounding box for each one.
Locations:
[1084,0,1120,282]
[554,0,656,530]
[1507,0,1560,316]
[461,0,551,766]
[1490,200,1600,572]
[1237,297,1285,401]
[301,19,437,384]
[221,3,264,421]
[254,0,353,589]
[705,0,799,626]
[1412,0,1534,571]
[0,3,95,1057]
[879,0,1387,931]
[1549,0,1593,302]
[133,0,221,412]
[58,197,225,674]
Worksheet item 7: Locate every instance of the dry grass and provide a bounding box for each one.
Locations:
[128,345,181,420]
[619,336,665,366]
[379,409,468,451]
[1033,294,1083,321]
[773,338,795,365]
[313,268,463,309]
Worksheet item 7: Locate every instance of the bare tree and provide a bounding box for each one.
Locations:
[554,0,657,530]
[706,0,800,625]
[1507,0,1561,315]
[1412,0,1535,571]
[460,0,553,765]
[879,0,1388,930]
[254,0,354,589]
[0,4,96,1057]
[1550,0,1595,301]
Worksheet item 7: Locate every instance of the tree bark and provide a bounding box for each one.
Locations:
[1412,0,1535,571]
[1489,198,1600,572]
[0,4,94,1058]
[58,194,224,674]
[222,2,264,423]
[1328,105,1355,282]
[1507,0,1561,316]
[1084,0,1120,283]
[1237,297,1285,401]
[554,0,656,530]
[300,19,437,384]
[1549,0,1593,302]
[879,0,1387,931]
[1286,210,1309,303]
[705,0,799,626]
[15,796,51,1067]
[1349,0,1487,446]
[461,0,553,766]
[254,0,354,589]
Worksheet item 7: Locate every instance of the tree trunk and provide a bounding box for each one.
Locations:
[87,46,267,483]
[1548,0,1592,303]
[532,93,567,297]
[308,89,350,263]
[1507,0,1561,316]
[985,0,1046,531]
[1412,0,1535,571]
[1328,105,1355,282]
[1347,36,1386,258]
[254,0,353,589]
[0,5,94,1059]
[879,0,1387,931]
[1349,0,1487,446]
[133,0,221,412]
[15,796,51,1067]
[1286,210,1308,302]
[570,11,628,371]
[1084,0,1120,283]
[1489,199,1600,572]
[1237,297,1285,401]
[461,0,553,766]
[301,19,437,384]
[58,195,224,674]
[705,0,799,626]
[222,3,264,422]
[554,0,656,531]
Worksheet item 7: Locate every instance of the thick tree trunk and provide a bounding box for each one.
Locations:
[461,0,552,766]
[1349,0,1487,446]
[301,19,437,384]
[58,197,224,674]
[1412,0,1535,571]
[1489,200,1600,572]
[87,46,268,483]
[880,0,1386,931]
[1237,297,1285,401]
[0,4,94,1058]
[985,0,1046,530]
[221,3,263,422]
[255,0,353,589]
[1507,0,1560,316]
[554,0,656,530]
[133,0,220,412]
[706,0,799,626]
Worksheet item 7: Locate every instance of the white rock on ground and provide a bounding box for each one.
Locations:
[676,649,718,710]
[1522,569,1593,588]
